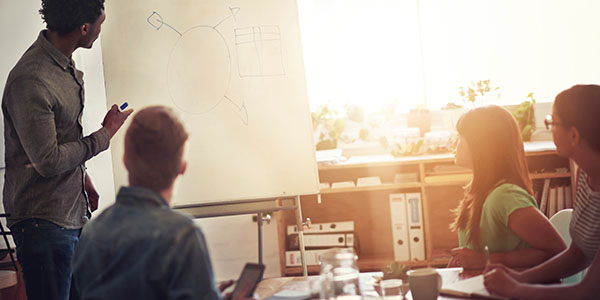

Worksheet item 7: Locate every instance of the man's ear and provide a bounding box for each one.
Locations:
[80,23,90,36]
[180,161,187,176]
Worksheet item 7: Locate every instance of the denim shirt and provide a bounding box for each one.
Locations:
[71,186,223,300]
[2,30,110,229]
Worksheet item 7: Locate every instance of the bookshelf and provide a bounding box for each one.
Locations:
[276,142,573,276]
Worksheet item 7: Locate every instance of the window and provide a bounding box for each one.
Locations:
[298,0,600,113]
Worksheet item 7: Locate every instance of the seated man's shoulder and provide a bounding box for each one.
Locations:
[155,209,200,234]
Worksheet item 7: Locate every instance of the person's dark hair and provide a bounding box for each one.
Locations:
[125,106,189,192]
[39,0,105,35]
[450,105,533,249]
[554,85,600,152]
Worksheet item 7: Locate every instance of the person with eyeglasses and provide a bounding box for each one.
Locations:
[483,84,600,299]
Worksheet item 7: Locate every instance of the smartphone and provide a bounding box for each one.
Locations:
[231,263,266,299]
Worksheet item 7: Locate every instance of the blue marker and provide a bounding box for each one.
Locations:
[120,102,129,110]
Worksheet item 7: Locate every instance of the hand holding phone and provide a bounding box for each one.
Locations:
[230,263,265,300]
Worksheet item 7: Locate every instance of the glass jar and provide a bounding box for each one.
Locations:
[319,248,361,300]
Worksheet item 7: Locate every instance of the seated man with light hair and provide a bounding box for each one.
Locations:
[71,106,246,300]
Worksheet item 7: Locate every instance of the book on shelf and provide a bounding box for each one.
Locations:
[565,185,573,208]
[356,176,382,187]
[547,186,557,218]
[394,173,418,183]
[331,181,355,189]
[539,179,551,214]
[557,185,565,212]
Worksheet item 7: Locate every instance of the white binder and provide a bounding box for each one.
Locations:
[287,233,351,249]
[389,193,411,261]
[287,221,354,235]
[406,192,425,260]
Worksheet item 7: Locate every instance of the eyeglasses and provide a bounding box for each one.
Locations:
[544,115,562,130]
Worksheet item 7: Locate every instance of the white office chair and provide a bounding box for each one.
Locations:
[549,209,585,284]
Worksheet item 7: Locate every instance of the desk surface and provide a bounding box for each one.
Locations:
[256,270,481,300]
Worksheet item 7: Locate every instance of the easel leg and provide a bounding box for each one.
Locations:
[294,195,308,277]
[257,212,264,280]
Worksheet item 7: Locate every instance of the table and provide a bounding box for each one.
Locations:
[255,270,481,300]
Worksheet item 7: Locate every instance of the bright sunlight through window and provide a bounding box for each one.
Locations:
[297,0,600,113]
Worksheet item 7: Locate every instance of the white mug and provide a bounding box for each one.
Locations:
[407,268,442,300]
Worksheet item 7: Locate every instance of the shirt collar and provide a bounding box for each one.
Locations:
[117,186,170,208]
[36,30,74,71]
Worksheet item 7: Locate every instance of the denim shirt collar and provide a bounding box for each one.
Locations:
[36,30,75,71]
[117,186,170,208]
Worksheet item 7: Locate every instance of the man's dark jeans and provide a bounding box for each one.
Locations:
[11,218,80,300]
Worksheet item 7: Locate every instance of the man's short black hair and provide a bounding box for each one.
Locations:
[39,0,105,35]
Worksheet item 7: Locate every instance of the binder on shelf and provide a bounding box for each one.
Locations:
[406,192,425,260]
[287,233,353,249]
[565,185,573,208]
[285,249,331,267]
[556,185,565,212]
[287,221,354,235]
[356,176,382,187]
[331,181,355,189]
[539,179,551,214]
[394,173,418,184]
[547,186,557,218]
[389,193,410,261]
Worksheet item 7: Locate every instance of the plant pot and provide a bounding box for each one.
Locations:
[407,110,432,137]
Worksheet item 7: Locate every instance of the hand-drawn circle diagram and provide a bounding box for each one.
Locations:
[147,10,247,124]
[168,25,231,115]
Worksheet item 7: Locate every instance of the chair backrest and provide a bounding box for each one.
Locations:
[0,214,18,271]
[549,208,573,245]
[548,208,584,284]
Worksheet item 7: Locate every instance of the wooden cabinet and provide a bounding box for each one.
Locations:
[277,142,572,276]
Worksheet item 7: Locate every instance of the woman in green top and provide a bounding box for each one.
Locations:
[448,105,566,270]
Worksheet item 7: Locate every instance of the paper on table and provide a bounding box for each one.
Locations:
[440,275,507,300]
[266,289,311,300]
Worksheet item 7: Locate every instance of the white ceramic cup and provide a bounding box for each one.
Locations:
[407,268,442,300]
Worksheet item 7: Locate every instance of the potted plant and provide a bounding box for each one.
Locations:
[312,104,345,150]
[406,104,432,137]
[512,93,536,141]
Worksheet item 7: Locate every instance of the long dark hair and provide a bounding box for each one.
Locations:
[450,105,533,249]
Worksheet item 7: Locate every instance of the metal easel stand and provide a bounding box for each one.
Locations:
[294,195,312,277]
[174,197,298,279]
[256,212,271,268]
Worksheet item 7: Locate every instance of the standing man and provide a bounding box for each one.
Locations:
[1,1,132,299]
